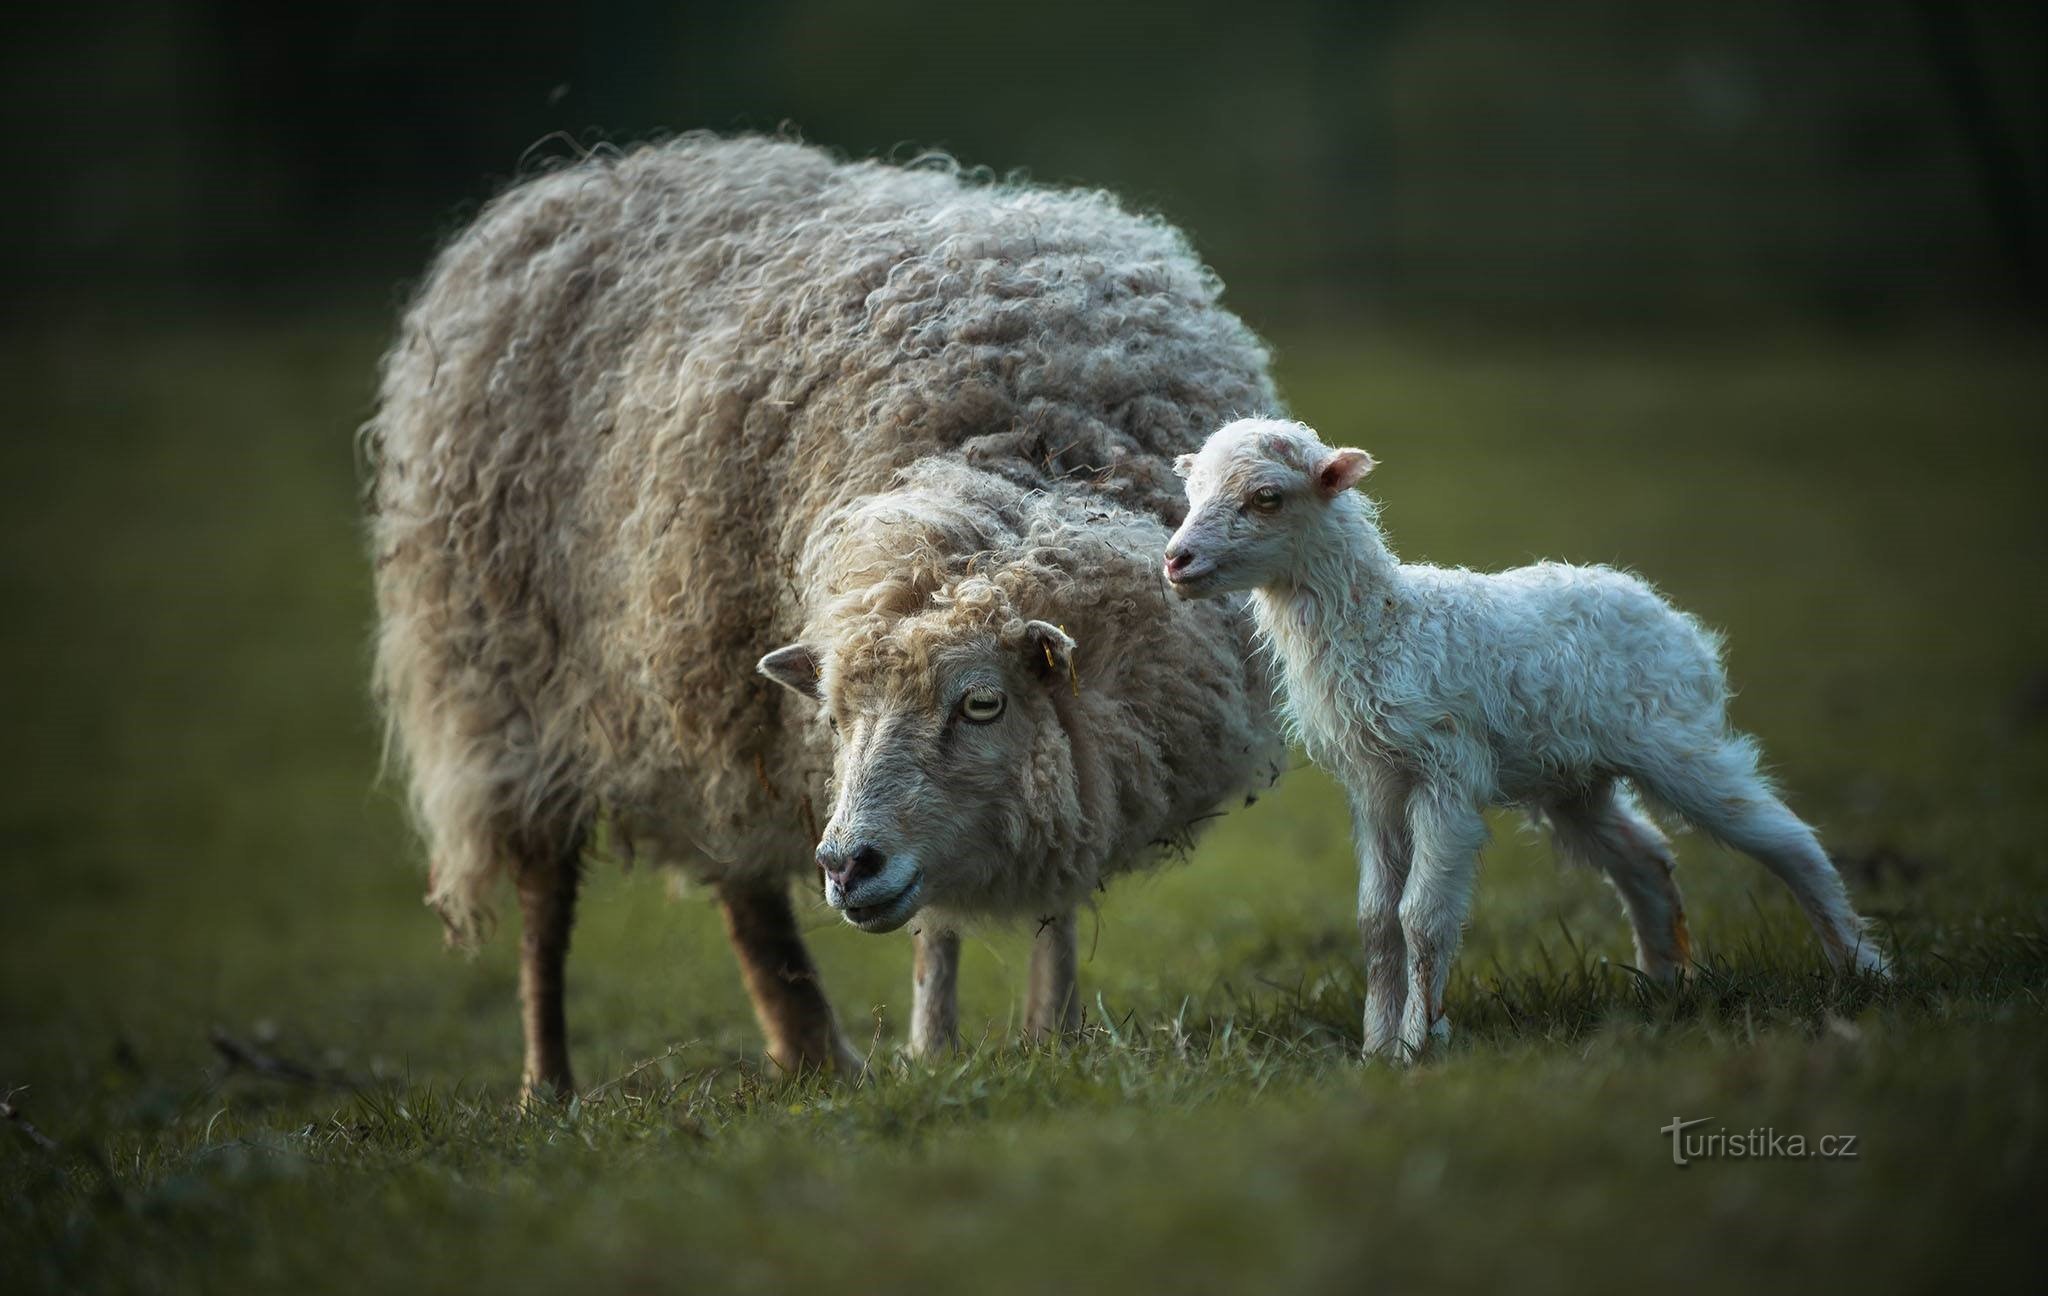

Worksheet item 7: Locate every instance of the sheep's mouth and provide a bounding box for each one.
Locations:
[841,872,925,933]
[1166,565,1220,598]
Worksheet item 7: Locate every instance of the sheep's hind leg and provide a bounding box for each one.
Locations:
[1545,783,1690,984]
[515,833,585,1105]
[1026,909,1081,1040]
[719,879,864,1078]
[1350,783,1412,1059]
[1396,785,1488,1060]
[1638,738,1887,975]
[910,925,961,1057]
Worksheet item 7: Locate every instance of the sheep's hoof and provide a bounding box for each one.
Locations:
[763,1036,868,1085]
[516,1076,576,1112]
[833,1037,872,1080]
[903,1033,961,1064]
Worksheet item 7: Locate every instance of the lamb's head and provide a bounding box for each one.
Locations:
[1163,417,1375,598]
[757,576,1085,933]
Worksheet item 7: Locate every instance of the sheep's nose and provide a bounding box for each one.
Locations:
[816,843,886,896]
[1164,544,1196,578]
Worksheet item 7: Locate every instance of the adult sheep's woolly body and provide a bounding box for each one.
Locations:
[366,134,1284,946]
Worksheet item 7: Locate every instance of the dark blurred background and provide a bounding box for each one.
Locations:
[7,0,2045,335]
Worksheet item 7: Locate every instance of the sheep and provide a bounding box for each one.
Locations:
[1163,417,1887,1060]
[365,133,1283,1097]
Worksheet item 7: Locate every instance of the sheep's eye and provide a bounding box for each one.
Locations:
[1248,487,1283,513]
[959,687,1006,724]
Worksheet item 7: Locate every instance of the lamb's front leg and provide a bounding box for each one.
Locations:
[1397,784,1489,1059]
[1350,782,1412,1059]
[909,925,961,1057]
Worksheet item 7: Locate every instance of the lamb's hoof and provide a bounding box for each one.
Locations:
[1374,1018,1448,1066]
[1362,1037,1416,1067]
[1639,963,1688,989]
[1848,945,1893,980]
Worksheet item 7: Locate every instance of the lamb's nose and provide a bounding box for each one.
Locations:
[816,844,886,894]
[1164,545,1195,578]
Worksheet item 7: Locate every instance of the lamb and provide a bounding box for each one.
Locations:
[365,134,1282,1098]
[1163,417,1887,1060]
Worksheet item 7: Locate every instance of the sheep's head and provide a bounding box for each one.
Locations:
[1164,417,1374,598]
[757,577,1083,933]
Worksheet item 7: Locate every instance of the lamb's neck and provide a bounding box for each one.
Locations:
[1250,502,1407,667]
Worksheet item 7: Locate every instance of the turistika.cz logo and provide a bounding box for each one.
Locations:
[1661,1117,1860,1167]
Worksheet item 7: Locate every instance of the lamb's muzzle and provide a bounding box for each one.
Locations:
[1161,539,1216,595]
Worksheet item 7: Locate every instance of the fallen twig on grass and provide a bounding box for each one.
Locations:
[208,1028,355,1089]
[860,1006,884,1089]
[5,1087,126,1206]
[2,1090,60,1153]
[580,1040,705,1102]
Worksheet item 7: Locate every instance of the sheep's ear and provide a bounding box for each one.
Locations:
[1024,620,1077,683]
[1172,453,1197,479]
[1314,448,1376,498]
[758,643,822,700]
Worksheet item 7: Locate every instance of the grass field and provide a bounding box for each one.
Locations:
[3,320,2045,1293]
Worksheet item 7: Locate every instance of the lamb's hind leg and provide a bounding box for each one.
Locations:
[1638,738,1887,974]
[719,879,864,1077]
[1546,783,1691,983]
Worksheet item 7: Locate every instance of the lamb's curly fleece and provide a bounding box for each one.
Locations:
[365,134,1282,943]
[1170,418,1886,1059]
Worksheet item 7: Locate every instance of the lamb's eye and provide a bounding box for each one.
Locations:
[1249,487,1283,513]
[959,687,1006,724]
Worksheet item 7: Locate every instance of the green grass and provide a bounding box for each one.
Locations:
[3,321,2045,1293]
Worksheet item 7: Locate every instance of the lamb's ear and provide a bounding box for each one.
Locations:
[1024,620,1077,683]
[757,643,822,701]
[1314,447,1376,498]
[1172,453,1197,479]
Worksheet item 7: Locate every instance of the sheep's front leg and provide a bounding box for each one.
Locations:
[719,879,863,1078]
[1350,781,1413,1059]
[1397,785,1488,1060]
[910,925,961,1057]
[1025,909,1081,1039]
